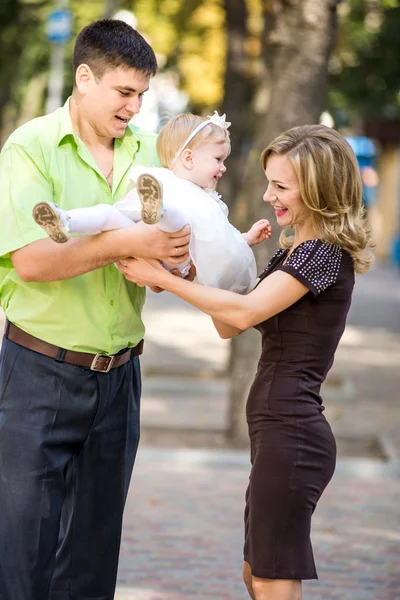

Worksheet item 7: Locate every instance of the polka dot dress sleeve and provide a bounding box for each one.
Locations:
[279,239,343,296]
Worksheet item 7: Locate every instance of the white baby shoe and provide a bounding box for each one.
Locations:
[32,202,71,243]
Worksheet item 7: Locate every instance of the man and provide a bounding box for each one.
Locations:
[0,19,190,600]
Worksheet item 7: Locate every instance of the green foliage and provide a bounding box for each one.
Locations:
[3,0,399,136]
[0,0,51,132]
[329,0,400,122]
[124,0,226,110]
[0,0,264,134]
[0,0,108,136]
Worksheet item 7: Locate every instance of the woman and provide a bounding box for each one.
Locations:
[118,125,374,600]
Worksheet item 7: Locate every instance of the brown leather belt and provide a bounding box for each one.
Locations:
[4,320,144,373]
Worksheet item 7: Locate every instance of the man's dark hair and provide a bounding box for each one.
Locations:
[73,19,158,80]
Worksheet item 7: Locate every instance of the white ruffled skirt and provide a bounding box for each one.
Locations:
[114,166,257,294]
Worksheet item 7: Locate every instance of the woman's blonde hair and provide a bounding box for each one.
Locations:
[260,124,375,274]
[157,113,231,169]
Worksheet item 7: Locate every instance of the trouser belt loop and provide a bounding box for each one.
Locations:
[56,348,67,362]
[4,319,10,338]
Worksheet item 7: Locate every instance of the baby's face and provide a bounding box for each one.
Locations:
[189,142,230,189]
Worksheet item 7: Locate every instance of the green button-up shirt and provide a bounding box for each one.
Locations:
[0,99,160,354]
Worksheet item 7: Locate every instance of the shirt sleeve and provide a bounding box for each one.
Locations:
[279,239,343,296]
[0,143,52,266]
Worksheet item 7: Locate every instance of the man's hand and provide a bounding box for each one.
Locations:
[149,285,164,294]
[171,262,196,281]
[119,222,191,264]
[185,262,197,281]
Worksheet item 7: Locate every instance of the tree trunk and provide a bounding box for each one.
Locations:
[103,0,121,18]
[227,0,340,444]
[0,0,23,138]
[219,0,256,213]
[0,0,50,143]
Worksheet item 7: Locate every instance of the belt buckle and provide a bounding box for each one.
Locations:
[90,353,115,373]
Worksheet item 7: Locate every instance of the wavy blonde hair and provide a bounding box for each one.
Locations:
[157,113,231,169]
[260,124,375,274]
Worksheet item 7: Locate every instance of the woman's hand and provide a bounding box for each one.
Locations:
[117,257,167,288]
[242,219,272,246]
[117,259,196,290]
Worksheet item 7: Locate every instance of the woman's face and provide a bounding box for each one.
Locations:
[263,153,312,229]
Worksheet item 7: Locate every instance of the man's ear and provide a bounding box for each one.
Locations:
[180,148,194,170]
[75,64,95,94]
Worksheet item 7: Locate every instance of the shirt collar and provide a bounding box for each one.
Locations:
[114,123,140,156]
[56,97,140,156]
[56,98,78,147]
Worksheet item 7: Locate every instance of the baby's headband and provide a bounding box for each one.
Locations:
[171,111,231,165]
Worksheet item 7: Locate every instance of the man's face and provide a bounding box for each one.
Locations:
[78,65,150,139]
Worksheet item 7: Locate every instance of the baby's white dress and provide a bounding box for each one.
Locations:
[114,166,257,294]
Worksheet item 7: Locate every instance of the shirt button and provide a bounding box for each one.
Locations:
[110,300,114,306]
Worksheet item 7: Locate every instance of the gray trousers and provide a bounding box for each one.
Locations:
[0,337,141,600]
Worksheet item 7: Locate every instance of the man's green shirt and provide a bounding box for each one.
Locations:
[0,100,160,354]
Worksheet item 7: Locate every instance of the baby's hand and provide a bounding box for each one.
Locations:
[242,219,272,247]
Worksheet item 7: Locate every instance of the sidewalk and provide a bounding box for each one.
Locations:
[0,263,399,599]
[115,448,400,600]
[113,262,400,599]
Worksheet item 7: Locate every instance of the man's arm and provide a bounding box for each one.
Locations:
[11,222,190,282]
[1,142,189,282]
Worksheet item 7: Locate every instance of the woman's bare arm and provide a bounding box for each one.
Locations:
[211,318,244,339]
[118,257,309,330]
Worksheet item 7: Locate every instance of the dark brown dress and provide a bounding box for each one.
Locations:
[243,239,355,580]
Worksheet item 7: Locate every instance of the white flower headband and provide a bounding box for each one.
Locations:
[171,111,231,165]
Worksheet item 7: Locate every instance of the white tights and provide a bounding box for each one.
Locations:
[66,203,191,275]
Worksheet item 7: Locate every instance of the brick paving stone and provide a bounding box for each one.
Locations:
[116,448,400,600]
[1,261,399,600]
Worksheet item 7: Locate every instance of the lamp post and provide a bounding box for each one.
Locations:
[45,0,73,114]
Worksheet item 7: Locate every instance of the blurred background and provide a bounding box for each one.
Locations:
[1,1,400,598]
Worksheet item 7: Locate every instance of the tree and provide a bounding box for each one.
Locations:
[329,0,400,123]
[223,0,341,444]
[127,0,224,111]
[0,0,227,141]
[0,0,52,142]
[0,0,106,144]
[218,0,258,212]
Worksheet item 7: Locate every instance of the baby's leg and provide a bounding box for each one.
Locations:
[136,172,189,232]
[158,205,189,233]
[33,202,133,243]
[68,204,133,233]
[126,173,191,275]
[157,206,191,275]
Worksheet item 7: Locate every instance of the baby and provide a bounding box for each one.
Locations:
[32,111,271,293]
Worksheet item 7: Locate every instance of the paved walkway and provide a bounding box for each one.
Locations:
[1,263,399,599]
[115,449,400,600]
[113,263,400,599]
